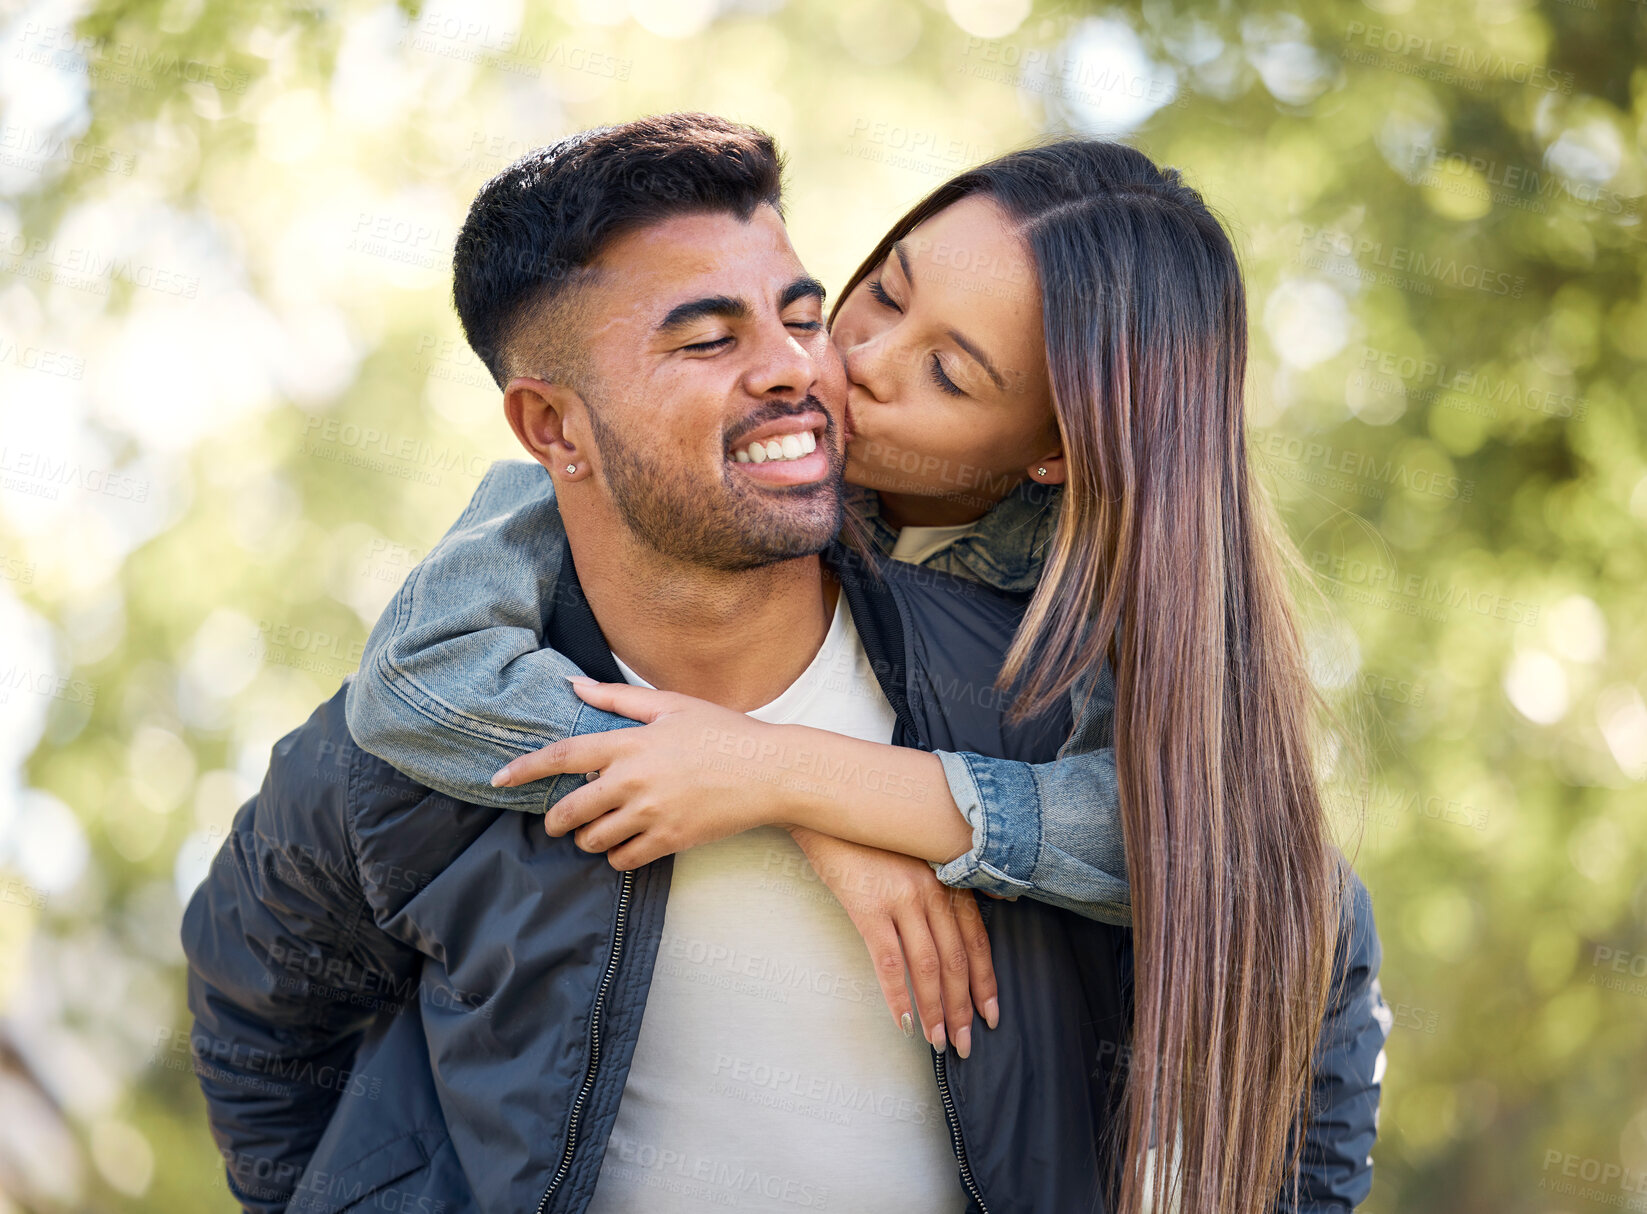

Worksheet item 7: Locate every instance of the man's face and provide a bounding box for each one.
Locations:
[570,205,847,571]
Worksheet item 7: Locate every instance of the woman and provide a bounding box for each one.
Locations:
[347,139,1381,1214]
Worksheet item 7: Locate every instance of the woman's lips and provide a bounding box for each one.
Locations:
[841,400,856,444]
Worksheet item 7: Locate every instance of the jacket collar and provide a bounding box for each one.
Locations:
[541,555,627,685]
[546,541,919,742]
[845,477,1062,595]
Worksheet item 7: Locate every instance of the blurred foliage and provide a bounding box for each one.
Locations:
[0,0,1644,1210]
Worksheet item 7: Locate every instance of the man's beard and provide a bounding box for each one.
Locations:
[586,395,846,572]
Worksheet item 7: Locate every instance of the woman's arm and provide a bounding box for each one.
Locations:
[511,663,1134,924]
[503,670,1133,924]
[344,460,636,810]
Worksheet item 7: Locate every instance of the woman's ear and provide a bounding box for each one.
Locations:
[1026,452,1067,485]
[505,377,592,481]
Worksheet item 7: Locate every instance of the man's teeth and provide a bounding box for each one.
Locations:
[732,430,817,464]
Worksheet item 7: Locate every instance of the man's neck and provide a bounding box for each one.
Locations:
[564,527,838,713]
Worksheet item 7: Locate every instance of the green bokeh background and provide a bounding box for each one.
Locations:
[1,0,1644,1210]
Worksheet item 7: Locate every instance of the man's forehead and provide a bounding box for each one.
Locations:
[589,206,803,299]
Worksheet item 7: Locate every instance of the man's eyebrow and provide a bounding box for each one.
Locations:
[780,276,827,310]
[655,294,749,334]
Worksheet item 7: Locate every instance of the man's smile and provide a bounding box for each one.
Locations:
[725,412,831,485]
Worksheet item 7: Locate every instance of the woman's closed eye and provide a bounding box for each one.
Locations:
[868,279,965,396]
[929,356,964,397]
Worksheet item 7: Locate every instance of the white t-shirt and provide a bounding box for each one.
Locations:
[887,521,976,566]
[586,592,967,1213]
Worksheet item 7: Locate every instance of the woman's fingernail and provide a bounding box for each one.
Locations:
[566,674,597,687]
[931,1022,946,1054]
[490,767,512,787]
[984,997,998,1030]
[900,1011,914,1039]
[956,1025,971,1059]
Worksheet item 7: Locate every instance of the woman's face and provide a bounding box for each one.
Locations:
[831,194,1060,528]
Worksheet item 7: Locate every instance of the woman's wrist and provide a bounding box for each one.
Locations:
[755,724,968,863]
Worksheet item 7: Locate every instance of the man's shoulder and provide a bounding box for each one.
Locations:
[264,680,502,909]
[268,680,416,806]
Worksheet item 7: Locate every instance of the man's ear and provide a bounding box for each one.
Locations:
[505,377,592,481]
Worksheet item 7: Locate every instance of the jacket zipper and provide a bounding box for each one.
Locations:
[535,867,636,1214]
[933,1030,991,1212]
[895,715,990,1213]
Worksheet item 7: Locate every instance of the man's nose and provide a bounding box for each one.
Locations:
[744,317,818,398]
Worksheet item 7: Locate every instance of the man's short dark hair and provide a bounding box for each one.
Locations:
[453,112,784,387]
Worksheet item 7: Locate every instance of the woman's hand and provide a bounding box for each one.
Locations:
[491,677,792,870]
[785,825,998,1059]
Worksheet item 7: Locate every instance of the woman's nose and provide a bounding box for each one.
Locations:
[843,330,894,404]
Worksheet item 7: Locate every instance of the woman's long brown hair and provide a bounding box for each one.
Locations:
[832,142,1345,1214]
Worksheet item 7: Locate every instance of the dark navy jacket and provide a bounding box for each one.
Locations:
[182,543,1386,1214]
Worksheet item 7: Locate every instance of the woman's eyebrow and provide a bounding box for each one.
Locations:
[891,239,1007,390]
[947,328,1006,389]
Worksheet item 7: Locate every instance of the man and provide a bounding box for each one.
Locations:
[182,114,1383,1214]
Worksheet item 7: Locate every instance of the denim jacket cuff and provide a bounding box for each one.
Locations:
[541,702,646,810]
[928,750,1041,894]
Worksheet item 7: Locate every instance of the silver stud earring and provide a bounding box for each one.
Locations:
[565,463,577,474]
[1035,466,1047,477]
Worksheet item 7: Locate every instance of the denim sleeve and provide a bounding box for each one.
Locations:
[344,460,636,813]
[928,661,1132,925]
